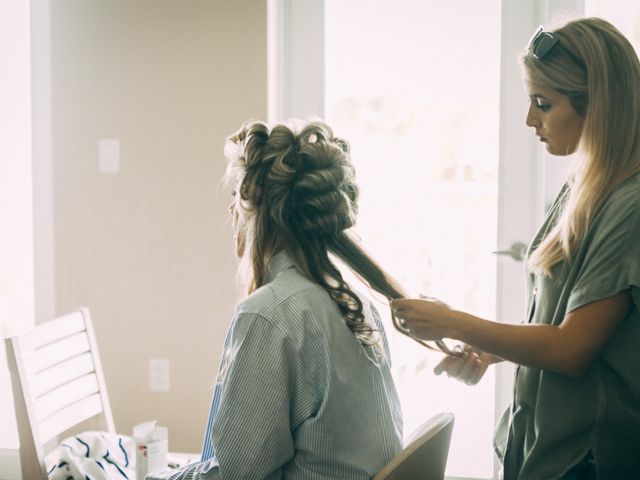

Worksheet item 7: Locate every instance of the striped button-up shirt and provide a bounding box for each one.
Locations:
[148,251,403,480]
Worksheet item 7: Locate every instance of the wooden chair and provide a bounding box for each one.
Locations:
[5,307,115,479]
[374,412,455,480]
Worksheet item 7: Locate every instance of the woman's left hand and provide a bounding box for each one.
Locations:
[390,297,458,341]
[434,345,498,385]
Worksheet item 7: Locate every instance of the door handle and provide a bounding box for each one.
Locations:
[492,242,527,262]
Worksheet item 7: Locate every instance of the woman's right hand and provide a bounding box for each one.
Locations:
[434,345,500,385]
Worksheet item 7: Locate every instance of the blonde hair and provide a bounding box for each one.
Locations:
[525,18,640,275]
[224,119,405,347]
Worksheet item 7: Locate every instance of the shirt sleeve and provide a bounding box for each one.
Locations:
[567,188,640,313]
[147,311,307,480]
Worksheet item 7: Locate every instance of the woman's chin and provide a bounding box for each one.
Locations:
[544,142,577,157]
[545,144,565,157]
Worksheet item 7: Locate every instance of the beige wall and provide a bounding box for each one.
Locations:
[50,1,266,452]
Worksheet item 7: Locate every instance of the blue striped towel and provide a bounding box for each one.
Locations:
[45,431,136,480]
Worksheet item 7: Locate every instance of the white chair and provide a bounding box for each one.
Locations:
[6,307,198,479]
[374,412,455,480]
[6,307,115,479]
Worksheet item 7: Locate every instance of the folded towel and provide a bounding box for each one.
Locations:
[46,431,136,480]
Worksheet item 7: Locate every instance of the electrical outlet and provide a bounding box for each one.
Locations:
[149,358,170,392]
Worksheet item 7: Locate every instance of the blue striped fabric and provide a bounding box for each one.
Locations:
[148,251,403,480]
[47,433,134,480]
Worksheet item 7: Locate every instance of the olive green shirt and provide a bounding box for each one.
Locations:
[494,174,640,480]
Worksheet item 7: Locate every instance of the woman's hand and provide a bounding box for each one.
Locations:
[434,345,500,385]
[391,298,502,384]
[390,297,458,341]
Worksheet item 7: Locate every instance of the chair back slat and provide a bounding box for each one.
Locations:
[34,373,100,422]
[30,352,95,398]
[38,393,105,444]
[24,331,91,375]
[19,312,85,351]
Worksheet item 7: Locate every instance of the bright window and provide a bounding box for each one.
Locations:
[324,1,501,478]
[585,0,640,52]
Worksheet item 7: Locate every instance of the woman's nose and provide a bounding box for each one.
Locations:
[525,103,539,128]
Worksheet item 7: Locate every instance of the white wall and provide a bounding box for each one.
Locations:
[43,0,267,452]
[0,0,35,459]
[32,0,56,325]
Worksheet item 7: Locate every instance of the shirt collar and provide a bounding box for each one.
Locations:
[264,250,296,284]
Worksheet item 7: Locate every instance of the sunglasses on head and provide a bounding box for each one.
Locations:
[527,25,559,60]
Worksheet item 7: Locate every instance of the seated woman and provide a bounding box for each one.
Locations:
[150,120,404,479]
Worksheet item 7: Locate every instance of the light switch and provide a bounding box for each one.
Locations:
[99,139,120,174]
[149,358,170,392]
